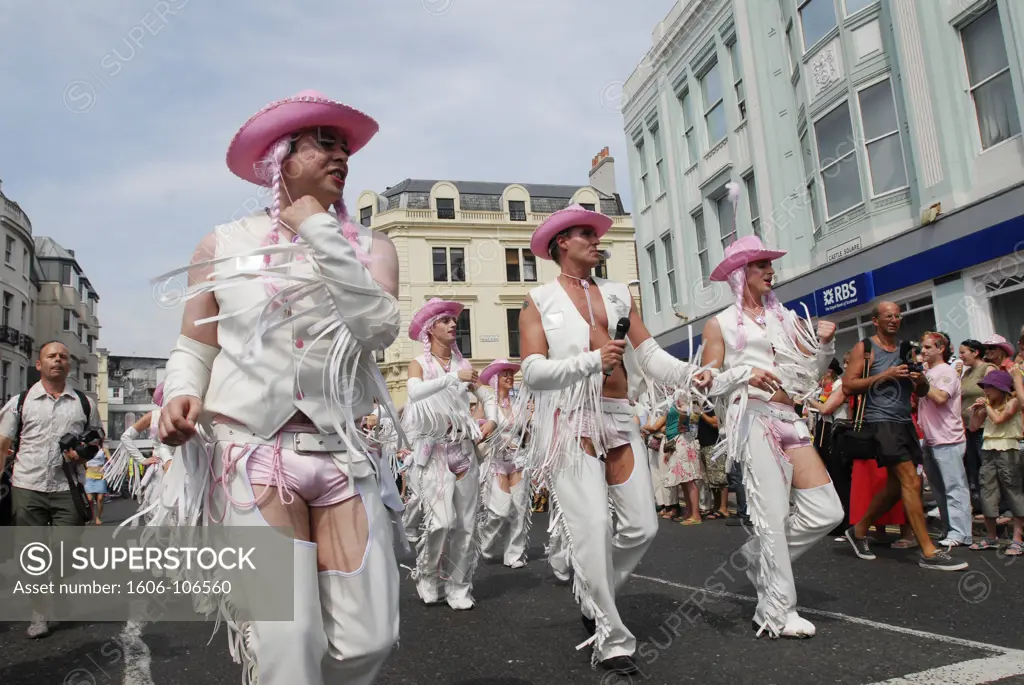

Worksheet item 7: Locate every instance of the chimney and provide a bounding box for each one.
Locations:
[588,146,617,197]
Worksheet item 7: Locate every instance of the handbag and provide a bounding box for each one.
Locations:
[833,338,876,461]
[647,433,662,451]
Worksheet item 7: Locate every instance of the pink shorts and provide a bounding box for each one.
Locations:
[750,400,812,451]
[244,446,355,508]
[574,398,635,451]
[433,441,472,475]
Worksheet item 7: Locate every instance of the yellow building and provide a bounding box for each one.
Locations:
[356,149,639,407]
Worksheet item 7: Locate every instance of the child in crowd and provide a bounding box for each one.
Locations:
[968,370,1024,555]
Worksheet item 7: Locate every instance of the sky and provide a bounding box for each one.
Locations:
[0,0,675,358]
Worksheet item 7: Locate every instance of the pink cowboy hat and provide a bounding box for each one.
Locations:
[530,203,613,261]
[408,298,463,341]
[710,235,787,282]
[479,358,521,386]
[226,89,380,186]
[983,334,1016,358]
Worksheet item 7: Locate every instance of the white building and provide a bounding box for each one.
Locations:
[622,0,1024,359]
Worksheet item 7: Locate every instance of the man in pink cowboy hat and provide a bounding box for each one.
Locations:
[983,334,1017,372]
[700,229,846,639]
[155,90,404,685]
[401,298,496,610]
[475,357,533,569]
[513,203,706,674]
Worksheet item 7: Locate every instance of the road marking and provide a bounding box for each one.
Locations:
[632,573,1024,660]
[119,621,155,685]
[868,654,1024,684]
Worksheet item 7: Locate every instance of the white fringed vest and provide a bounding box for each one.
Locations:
[203,213,380,439]
[529,277,642,390]
[714,303,802,404]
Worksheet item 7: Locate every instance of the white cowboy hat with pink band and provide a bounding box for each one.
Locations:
[710,235,787,282]
[226,89,379,185]
[409,298,464,342]
[983,334,1016,358]
[530,203,613,260]
[479,359,521,386]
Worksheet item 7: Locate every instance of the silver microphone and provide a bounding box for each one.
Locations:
[597,249,611,259]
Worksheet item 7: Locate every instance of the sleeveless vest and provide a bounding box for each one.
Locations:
[203,212,380,439]
[714,304,795,404]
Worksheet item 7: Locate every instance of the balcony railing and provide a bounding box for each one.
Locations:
[19,333,33,357]
[0,325,21,347]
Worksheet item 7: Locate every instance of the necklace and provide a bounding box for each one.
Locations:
[560,273,598,329]
[432,352,452,372]
[743,305,766,327]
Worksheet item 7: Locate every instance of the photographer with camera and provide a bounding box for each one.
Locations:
[842,303,966,571]
[0,341,104,637]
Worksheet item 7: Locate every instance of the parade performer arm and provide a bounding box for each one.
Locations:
[121,413,156,465]
[406,360,460,401]
[518,296,616,390]
[402,359,480,442]
[282,197,401,350]
[161,232,221,446]
[474,384,498,440]
[700,318,775,397]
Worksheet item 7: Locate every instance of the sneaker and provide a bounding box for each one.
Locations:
[937,538,964,548]
[447,595,474,611]
[844,526,876,560]
[506,559,526,569]
[26,613,49,639]
[918,549,968,571]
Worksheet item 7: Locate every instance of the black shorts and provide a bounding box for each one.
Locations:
[867,421,923,469]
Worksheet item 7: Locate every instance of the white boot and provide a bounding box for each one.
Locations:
[478,482,511,562]
[402,485,423,545]
[505,478,531,568]
[445,455,480,610]
[320,479,400,685]
[410,461,454,605]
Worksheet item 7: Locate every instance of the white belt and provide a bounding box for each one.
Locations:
[212,424,356,455]
[745,399,802,423]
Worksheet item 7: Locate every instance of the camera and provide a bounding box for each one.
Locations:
[900,340,924,374]
[58,429,104,461]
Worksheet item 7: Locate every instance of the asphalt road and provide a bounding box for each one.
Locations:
[2,496,1023,685]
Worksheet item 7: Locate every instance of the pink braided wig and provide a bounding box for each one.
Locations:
[418,313,471,380]
[725,265,796,350]
[256,133,372,298]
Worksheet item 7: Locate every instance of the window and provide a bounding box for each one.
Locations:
[4,237,12,264]
[506,309,521,359]
[509,200,527,221]
[20,302,25,328]
[580,203,596,211]
[845,0,876,14]
[730,41,746,121]
[962,7,1021,150]
[432,247,465,282]
[801,131,823,239]
[647,244,662,313]
[505,248,537,282]
[359,206,372,228]
[22,248,27,276]
[2,292,10,327]
[679,91,698,166]
[432,248,448,282]
[455,309,472,358]
[77,323,84,340]
[695,212,710,284]
[636,139,650,206]
[814,101,862,217]
[858,79,908,195]
[746,175,761,238]
[661,233,678,306]
[88,335,95,353]
[799,0,838,51]
[20,366,26,390]
[701,61,727,145]
[63,309,77,333]
[436,198,455,220]
[61,263,72,286]
[650,123,666,195]
[1,362,8,401]
[373,349,385,364]
[594,256,608,279]
[718,193,737,248]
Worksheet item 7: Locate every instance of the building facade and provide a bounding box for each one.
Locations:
[623,0,1024,361]
[102,354,165,450]
[0,179,39,404]
[33,237,101,400]
[356,150,639,406]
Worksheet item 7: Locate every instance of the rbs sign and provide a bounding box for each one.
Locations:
[813,272,875,315]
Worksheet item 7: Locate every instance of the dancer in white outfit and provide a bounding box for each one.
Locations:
[105,383,175,517]
[476,358,532,569]
[702,230,844,640]
[155,89,405,685]
[511,204,707,674]
[401,298,496,610]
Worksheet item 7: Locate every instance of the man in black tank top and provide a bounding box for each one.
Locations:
[840,301,967,572]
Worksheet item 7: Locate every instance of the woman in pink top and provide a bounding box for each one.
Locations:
[917,332,972,547]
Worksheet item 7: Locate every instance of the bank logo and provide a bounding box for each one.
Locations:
[822,279,858,307]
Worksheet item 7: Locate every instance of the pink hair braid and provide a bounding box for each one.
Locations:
[726,268,747,350]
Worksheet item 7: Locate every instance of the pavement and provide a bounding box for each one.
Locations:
[1,496,1023,685]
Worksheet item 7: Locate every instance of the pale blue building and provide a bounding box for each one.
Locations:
[622,0,1024,360]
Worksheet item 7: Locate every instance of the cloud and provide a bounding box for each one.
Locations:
[0,0,674,357]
